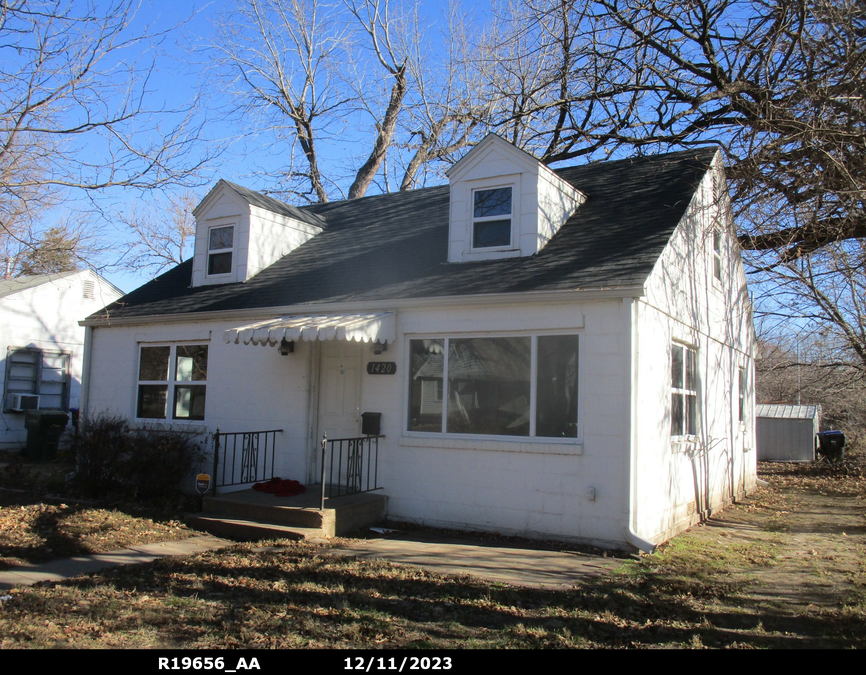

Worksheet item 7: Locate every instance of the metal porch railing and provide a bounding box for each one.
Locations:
[319,434,383,509]
[211,428,282,495]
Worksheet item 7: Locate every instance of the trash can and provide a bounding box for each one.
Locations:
[816,430,845,463]
[23,410,69,461]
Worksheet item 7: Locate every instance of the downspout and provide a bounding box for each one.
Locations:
[624,297,657,554]
[80,325,94,418]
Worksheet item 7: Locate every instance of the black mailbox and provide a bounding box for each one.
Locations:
[361,412,382,436]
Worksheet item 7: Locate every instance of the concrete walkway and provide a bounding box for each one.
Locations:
[0,531,621,592]
[331,532,622,590]
[0,535,230,590]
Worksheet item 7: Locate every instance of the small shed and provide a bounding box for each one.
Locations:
[756,404,821,462]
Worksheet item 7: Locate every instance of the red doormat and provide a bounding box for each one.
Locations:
[252,477,307,497]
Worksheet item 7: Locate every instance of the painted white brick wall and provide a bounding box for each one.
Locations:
[86,296,631,548]
[634,153,757,543]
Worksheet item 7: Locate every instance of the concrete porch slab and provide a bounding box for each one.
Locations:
[331,532,621,590]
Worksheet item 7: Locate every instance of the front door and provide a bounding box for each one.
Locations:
[318,339,362,441]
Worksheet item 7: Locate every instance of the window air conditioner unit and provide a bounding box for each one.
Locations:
[6,393,39,412]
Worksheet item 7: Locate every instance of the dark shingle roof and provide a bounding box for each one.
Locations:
[220,180,327,228]
[94,147,719,321]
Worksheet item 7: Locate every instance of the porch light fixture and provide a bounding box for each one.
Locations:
[370,341,388,355]
[278,338,295,355]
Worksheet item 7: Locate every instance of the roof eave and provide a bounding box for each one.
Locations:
[79,284,647,328]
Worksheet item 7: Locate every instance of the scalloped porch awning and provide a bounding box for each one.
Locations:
[223,312,396,347]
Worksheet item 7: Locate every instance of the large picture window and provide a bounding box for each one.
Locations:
[671,343,698,436]
[137,344,208,420]
[408,335,578,439]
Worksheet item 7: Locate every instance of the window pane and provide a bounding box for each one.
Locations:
[447,337,530,436]
[473,220,511,248]
[208,252,232,275]
[685,349,696,390]
[139,346,170,381]
[408,339,444,432]
[671,345,683,388]
[474,187,511,217]
[209,226,233,251]
[176,345,208,381]
[138,385,167,419]
[536,335,579,438]
[671,393,684,435]
[738,368,745,422]
[687,393,697,435]
[174,385,206,420]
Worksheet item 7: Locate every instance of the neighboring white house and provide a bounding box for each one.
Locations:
[1,270,123,449]
[80,134,757,551]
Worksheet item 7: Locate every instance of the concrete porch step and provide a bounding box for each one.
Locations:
[185,514,327,542]
[187,487,388,539]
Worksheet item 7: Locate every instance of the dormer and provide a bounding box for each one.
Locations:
[190,180,326,287]
[446,134,586,263]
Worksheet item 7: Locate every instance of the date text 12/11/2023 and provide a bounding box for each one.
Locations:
[345,657,452,671]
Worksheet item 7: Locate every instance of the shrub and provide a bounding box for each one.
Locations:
[73,414,206,502]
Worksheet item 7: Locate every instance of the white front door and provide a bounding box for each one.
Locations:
[318,339,362,441]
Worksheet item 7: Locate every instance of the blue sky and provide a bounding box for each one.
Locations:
[74,0,485,292]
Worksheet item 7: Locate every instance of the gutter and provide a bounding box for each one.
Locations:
[624,297,657,554]
[79,284,647,328]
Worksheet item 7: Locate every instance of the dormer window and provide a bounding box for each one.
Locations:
[208,225,234,276]
[472,186,512,249]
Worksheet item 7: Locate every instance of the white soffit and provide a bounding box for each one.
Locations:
[224,312,396,347]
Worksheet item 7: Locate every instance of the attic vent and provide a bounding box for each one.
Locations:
[82,279,95,299]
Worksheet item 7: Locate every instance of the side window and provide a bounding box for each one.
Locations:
[3,348,70,411]
[738,367,746,423]
[208,225,234,276]
[671,343,698,437]
[137,344,208,421]
[472,187,512,249]
[713,229,723,282]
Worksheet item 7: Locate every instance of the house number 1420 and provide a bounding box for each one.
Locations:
[366,362,396,375]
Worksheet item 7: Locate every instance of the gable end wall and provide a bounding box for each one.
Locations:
[632,154,757,542]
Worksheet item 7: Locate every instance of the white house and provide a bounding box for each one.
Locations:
[80,135,757,551]
[1,270,123,449]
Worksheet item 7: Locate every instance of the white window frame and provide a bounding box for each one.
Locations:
[470,184,515,252]
[712,228,723,284]
[738,366,746,425]
[404,331,581,444]
[671,342,699,439]
[3,347,71,412]
[136,343,209,422]
[207,224,235,277]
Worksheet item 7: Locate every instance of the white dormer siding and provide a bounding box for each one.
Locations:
[446,134,586,263]
[191,181,324,287]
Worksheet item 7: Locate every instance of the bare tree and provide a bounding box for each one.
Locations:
[115,191,199,275]
[1,0,214,266]
[488,0,864,256]
[210,0,492,201]
[756,333,866,450]
[210,0,352,203]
